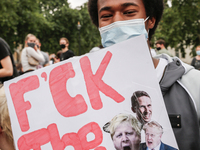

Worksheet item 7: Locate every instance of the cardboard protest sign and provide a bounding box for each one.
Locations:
[4,35,178,150]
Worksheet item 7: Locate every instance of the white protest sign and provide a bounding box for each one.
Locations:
[4,35,178,150]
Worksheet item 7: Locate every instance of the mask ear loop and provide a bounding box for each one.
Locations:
[144,16,150,22]
[144,16,150,40]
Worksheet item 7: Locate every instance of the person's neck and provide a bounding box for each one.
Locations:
[152,57,159,68]
[62,47,69,53]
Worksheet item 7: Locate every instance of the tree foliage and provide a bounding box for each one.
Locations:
[154,0,200,57]
[0,0,101,55]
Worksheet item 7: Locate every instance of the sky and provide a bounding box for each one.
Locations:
[68,0,88,8]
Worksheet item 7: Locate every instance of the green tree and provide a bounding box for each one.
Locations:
[0,0,101,56]
[154,0,200,57]
[38,2,101,55]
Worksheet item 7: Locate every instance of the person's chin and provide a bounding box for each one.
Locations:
[143,116,151,122]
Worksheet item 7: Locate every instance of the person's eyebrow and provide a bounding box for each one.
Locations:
[99,6,112,14]
[121,2,138,7]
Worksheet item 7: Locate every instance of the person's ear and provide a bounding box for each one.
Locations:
[148,17,156,29]
[131,107,136,113]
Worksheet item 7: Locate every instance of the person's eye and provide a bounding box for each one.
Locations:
[124,10,136,15]
[127,132,133,135]
[101,14,112,19]
[117,133,122,138]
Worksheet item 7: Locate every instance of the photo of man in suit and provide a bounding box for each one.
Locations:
[131,91,152,126]
[140,121,177,150]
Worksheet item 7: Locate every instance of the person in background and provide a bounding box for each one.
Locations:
[103,113,141,150]
[35,38,49,67]
[59,37,75,61]
[0,38,18,86]
[155,39,173,57]
[21,34,45,73]
[88,0,200,149]
[0,86,15,150]
[191,45,200,70]
[140,121,177,150]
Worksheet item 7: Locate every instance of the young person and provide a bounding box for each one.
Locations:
[21,34,45,73]
[0,38,18,84]
[59,37,75,61]
[88,0,200,149]
[156,39,173,57]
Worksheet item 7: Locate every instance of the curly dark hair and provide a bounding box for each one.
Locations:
[88,0,164,41]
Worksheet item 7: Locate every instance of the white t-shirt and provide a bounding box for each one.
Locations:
[155,58,168,82]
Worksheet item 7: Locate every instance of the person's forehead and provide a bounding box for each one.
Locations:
[60,39,66,43]
[146,126,158,133]
[29,36,36,40]
[97,0,144,11]
[138,96,151,104]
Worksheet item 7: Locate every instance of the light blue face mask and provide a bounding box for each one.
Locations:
[99,17,149,48]
[196,51,200,56]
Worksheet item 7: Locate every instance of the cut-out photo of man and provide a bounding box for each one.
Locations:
[131,91,152,125]
[140,121,177,150]
[103,113,142,150]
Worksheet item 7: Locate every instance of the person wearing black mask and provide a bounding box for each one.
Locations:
[155,39,173,57]
[59,37,75,61]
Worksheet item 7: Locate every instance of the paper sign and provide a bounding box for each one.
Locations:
[4,35,178,150]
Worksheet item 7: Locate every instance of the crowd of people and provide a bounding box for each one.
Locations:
[0,0,200,149]
[0,34,75,83]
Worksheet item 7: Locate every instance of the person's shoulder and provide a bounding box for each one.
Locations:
[161,142,177,150]
[68,49,74,53]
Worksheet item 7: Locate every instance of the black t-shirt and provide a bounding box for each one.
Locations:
[60,50,75,61]
[0,38,18,83]
[191,57,200,70]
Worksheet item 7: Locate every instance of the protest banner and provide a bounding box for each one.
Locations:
[4,35,178,150]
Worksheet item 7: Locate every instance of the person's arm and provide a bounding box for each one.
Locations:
[0,56,13,78]
[27,47,45,63]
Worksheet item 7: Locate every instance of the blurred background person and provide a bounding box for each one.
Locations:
[0,37,18,86]
[35,38,49,67]
[49,50,62,64]
[191,45,200,70]
[156,39,173,57]
[21,34,45,73]
[59,37,75,61]
[0,86,15,150]
[103,113,141,150]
